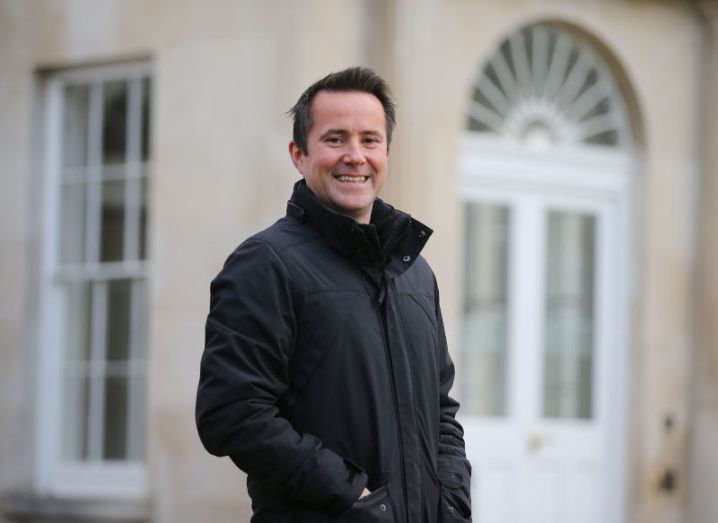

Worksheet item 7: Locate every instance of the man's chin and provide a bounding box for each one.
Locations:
[331,198,374,222]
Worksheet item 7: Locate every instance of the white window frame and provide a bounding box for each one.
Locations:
[35,62,152,498]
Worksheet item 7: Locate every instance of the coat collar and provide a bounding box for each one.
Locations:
[286,180,432,275]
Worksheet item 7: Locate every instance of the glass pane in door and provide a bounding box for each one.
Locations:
[543,211,596,419]
[462,202,511,416]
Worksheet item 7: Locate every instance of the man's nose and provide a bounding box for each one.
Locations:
[342,139,366,165]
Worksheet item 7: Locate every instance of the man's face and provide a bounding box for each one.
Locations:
[289,90,389,224]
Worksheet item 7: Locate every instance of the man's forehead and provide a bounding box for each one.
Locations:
[310,90,386,129]
[312,90,384,114]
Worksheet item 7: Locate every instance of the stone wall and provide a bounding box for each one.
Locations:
[0,1,713,522]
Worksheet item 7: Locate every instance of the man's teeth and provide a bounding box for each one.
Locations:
[335,175,368,182]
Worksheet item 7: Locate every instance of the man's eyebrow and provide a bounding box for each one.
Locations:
[360,129,384,136]
[319,128,348,138]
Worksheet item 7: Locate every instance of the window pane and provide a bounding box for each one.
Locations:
[130,280,147,361]
[62,84,89,170]
[543,211,595,419]
[102,81,128,165]
[63,282,92,361]
[100,180,125,261]
[462,203,511,416]
[107,279,131,361]
[139,176,148,260]
[141,77,151,162]
[128,373,146,461]
[62,372,90,461]
[103,375,128,459]
[59,182,87,264]
[127,280,147,461]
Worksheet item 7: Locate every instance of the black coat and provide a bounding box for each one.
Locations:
[196,181,471,522]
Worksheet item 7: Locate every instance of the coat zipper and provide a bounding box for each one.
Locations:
[376,289,409,522]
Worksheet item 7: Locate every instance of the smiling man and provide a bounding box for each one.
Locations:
[288,89,387,224]
[196,67,472,522]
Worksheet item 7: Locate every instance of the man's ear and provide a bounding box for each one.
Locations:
[288,141,305,175]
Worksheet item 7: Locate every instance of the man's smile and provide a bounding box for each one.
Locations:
[332,174,370,183]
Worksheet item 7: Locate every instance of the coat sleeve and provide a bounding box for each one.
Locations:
[196,239,367,514]
[434,278,473,517]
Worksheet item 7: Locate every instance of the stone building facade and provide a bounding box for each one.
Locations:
[0,1,716,522]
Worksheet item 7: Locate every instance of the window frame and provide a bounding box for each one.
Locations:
[35,61,152,498]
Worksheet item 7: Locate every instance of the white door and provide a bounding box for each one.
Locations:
[457,21,635,523]
[459,184,626,523]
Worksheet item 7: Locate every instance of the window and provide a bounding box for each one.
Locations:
[543,210,596,419]
[461,202,511,417]
[37,62,151,497]
[465,24,631,150]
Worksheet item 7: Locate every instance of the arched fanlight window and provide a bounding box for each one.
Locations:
[466,24,631,150]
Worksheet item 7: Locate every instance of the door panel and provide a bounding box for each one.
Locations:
[475,462,514,523]
[462,193,616,523]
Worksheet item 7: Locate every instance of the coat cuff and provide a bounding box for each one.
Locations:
[438,454,471,516]
[327,458,368,516]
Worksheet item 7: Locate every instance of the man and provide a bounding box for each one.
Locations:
[196,67,471,522]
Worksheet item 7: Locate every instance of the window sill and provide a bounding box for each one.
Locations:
[0,491,150,522]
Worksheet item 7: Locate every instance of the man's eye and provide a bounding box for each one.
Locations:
[325,137,342,144]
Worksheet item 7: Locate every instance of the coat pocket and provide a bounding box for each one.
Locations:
[334,485,395,523]
[438,460,472,523]
[439,486,472,522]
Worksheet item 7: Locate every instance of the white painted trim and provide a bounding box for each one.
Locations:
[52,462,148,499]
[35,75,64,495]
[61,163,148,183]
[55,260,147,282]
[461,137,633,197]
[52,62,152,84]
[604,189,632,523]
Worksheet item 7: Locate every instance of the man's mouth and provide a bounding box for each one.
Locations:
[333,175,369,183]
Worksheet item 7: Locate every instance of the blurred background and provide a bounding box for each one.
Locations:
[1,1,717,522]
